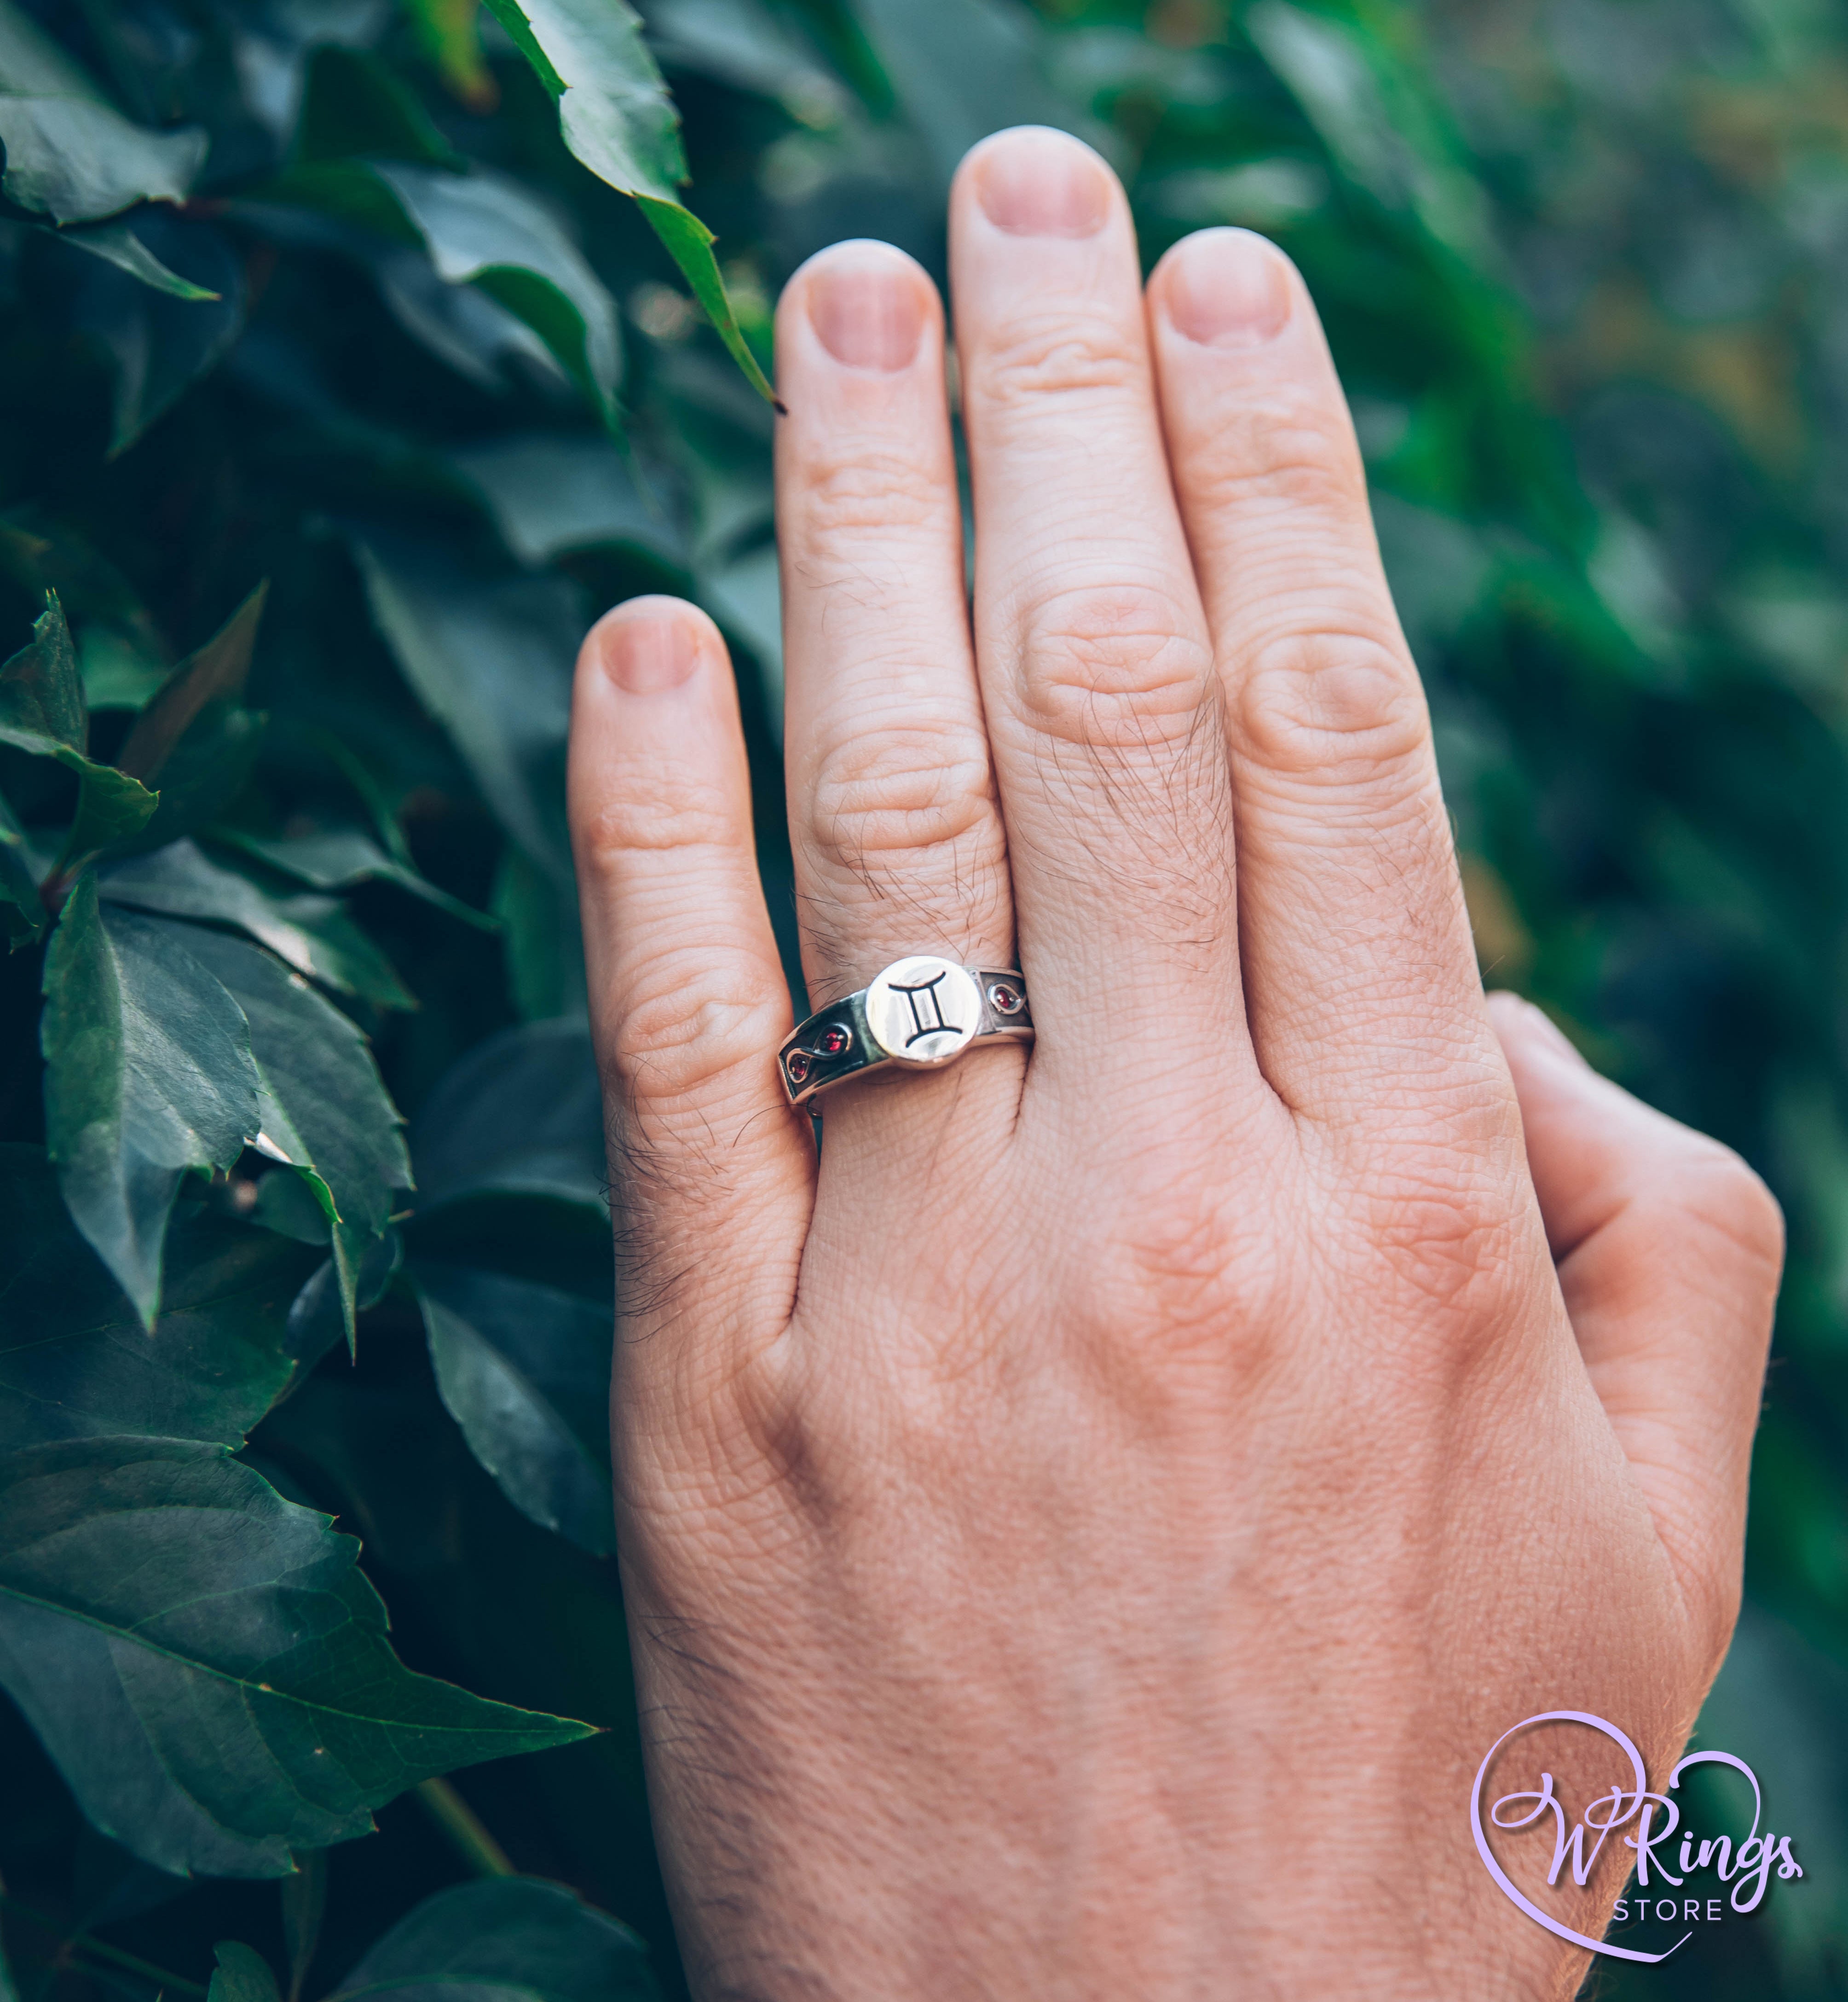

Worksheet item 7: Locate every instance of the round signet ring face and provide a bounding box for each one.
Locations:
[862,956,984,1068]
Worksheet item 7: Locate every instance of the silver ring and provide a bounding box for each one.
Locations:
[778,955,1033,1109]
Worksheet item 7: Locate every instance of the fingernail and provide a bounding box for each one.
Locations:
[974,127,1110,238]
[1163,229,1293,347]
[1524,999,1589,1067]
[600,608,700,694]
[807,246,926,371]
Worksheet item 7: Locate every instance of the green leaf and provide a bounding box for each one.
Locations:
[350,532,578,882]
[60,769,161,866]
[20,753,160,872]
[257,161,622,422]
[208,1943,281,2002]
[101,840,417,1010]
[208,821,498,929]
[208,827,496,931]
[329,1878,658,2002]
[371,241,573,393]
[253,1167,334,1247]
[0,1436,596,1878]
[40,879,261,1328]
[73,215,245,454]
[490,842,585,1023]
[283,1230,403,1377]
[119,584,265,784]
[170,926,412,1346]
[483,0,775,403]
[0,98,207,226]
[0,0,209,231]
[448,434,683,569]
[373,164,623,424]
[121,706,266,854]
[112,584,266,850]
[281,1849,328,2002]
[411,1018,606,1216]
[479,0,684,195]
[635,197,776,406]
[232,173,571,394]
[0,0,206,226]
[0,594,157,863]
[0,589,84,751]
[52,218,222,300]
[296,46,460,168]
[416,1264,614,1555]
[81,627,171,710]
[0,1144,316,1452]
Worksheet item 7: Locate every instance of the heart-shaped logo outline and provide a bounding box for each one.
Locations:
[1470,1710,1775,1964]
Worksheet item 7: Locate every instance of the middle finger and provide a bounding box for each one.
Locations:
[949,128,1253,1097]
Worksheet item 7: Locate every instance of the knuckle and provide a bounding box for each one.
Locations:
[1018,581,1216,746]
[806,722,997,874]
[791,445,943,558]
[1193,388,1368,523]
[575,769,737,869]
[1108,1202,1239,1341]
[606,958,782,1110]
[1343,1078,1536,1311]
[1364,1171,1526,1314]
[1074,1141,1288,1371]
[972,309,1144,409]
[1658,1142,1785,1278]
[1233,625,1429,781]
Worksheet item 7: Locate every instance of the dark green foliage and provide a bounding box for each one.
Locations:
[0,1146,316,1450]
[0,596,158,872]
[41,881,262,1323]
[416,1264,616,1554]
[327,1877,658,2002]
[0,1,1843,1999]
[209,1939,283,2002]
[0,1437,592,1879]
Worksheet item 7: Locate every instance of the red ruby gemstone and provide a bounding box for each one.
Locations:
[785,1051,811,1084]
[990,984,1022,1014]
[818,1026,851,1056]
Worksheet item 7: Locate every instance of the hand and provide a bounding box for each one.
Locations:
[566,127,1781,2001]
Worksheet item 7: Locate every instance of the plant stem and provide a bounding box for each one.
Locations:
[412,1778,515,1878]
[0,1895,209,1997]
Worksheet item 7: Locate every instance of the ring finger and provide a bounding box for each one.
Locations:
[774,241,1019,1157]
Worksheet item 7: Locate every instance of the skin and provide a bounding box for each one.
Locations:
[566,128,1783,2001]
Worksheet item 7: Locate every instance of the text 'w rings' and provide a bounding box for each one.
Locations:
[778,956,1034,1109]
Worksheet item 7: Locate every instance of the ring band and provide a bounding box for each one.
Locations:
[779,955,1033,1109]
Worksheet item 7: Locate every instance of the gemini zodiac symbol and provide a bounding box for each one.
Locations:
[887,970,962,1047]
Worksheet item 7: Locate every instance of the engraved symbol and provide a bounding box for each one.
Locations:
[889,971,962,1047]
[864,957,982,1066]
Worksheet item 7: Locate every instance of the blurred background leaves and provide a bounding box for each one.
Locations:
[0,0,1842,1998]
